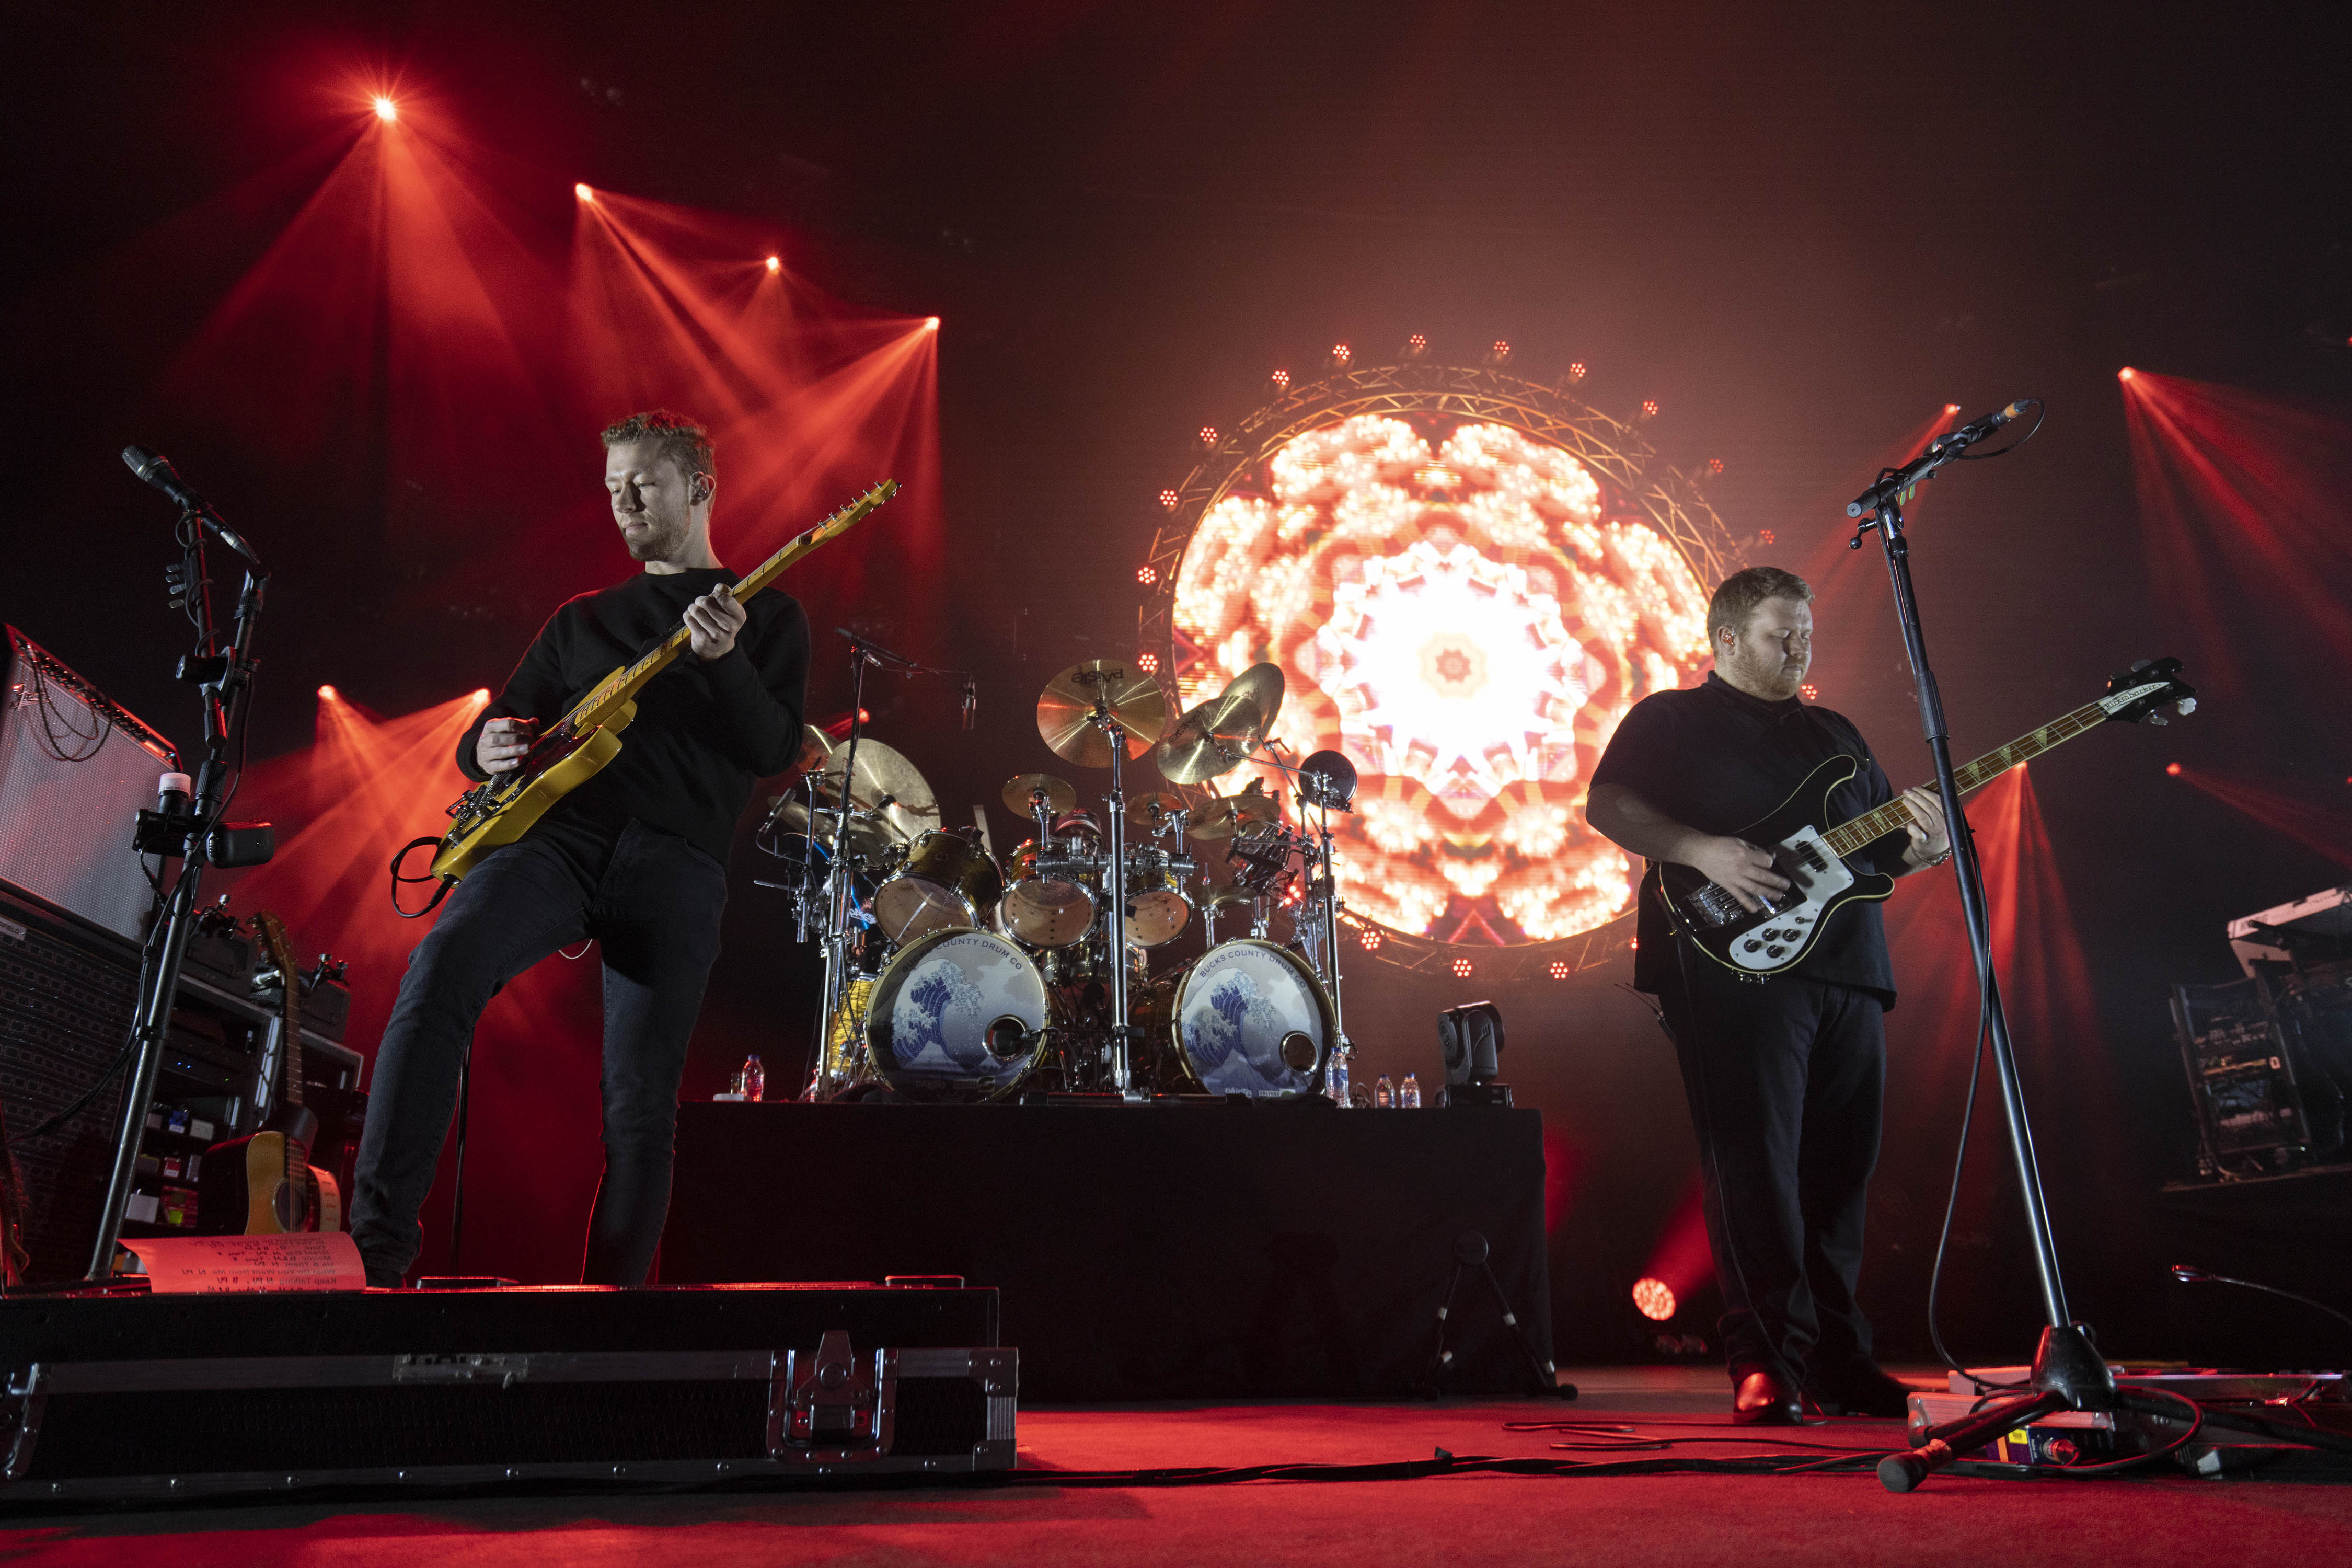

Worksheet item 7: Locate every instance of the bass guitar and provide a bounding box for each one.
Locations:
[1652,657,2197,977]
[198,911,342,1234]
[426,480,899,885]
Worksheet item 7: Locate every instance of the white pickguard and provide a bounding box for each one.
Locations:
[1727,823,1855,972]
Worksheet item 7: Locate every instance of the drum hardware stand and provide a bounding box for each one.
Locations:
[1256,741,1359,1092]
[1426,1230,1571,1399]
[90,459,272,1279]
[1844,401,2123,1491]
[1085,682,1139,1096]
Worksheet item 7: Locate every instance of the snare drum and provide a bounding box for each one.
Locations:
[872,831,1004,944]
[1000,837,1100,947]
[866,927,1050,1101]
[1122,846,1192,947]
[1146,938,1331,1098]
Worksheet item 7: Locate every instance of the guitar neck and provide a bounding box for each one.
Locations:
[253,914,304,1111]
[562,481,896,731]
[1819,698,2112,859]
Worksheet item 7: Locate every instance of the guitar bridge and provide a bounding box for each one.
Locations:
[1689,883,1746,928]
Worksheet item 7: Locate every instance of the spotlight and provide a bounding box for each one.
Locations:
[1198,425,1218,447]
[1330,342,1352,367]
[1757,528,1776,546]
[1403,333,1429,360]
[1639,398,1660,420]
[2118,366,2136,382]
[764,255,781,274]
[1436,1000,1510,1106]
[1451,957,1473,978]
[574,183,595,202]
[1707,457,1725,475]
[1566,361,1587,383]
[1271,368,1290,390]
[2166,762,2182,776]
[1800,683,1818,700]
[1358,927,1382,951]
[925,316,940,331]
[1548,961,1570,979]
[1484,339,1511,365]
[317,684,338,700]
[471,688,491,704]
[1136,651,1160,674]
[1632,1278,1678,1322]
[1137,564,1158,586]
[372,96,398,124]
[1159,488,1180,510]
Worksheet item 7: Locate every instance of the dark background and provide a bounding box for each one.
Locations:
[6,2,2348,1366]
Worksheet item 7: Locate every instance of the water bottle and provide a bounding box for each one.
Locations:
[1400,1073,1421,1109]
[1328,1045,1351,1107]
[741,1053,765,1103]
[1373,1074,1394,1109]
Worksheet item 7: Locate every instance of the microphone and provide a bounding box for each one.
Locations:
[962,677,976,731]
[157,771,192,817]
[122,444,261,562]
[1935,399,2030,451]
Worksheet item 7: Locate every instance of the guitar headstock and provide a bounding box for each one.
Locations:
[250,910,298,989]
[2099,656,2198,725]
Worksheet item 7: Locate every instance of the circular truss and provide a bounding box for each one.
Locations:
[1139,360,1745,981]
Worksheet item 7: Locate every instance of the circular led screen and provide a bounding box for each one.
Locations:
[1169,407,1713,950]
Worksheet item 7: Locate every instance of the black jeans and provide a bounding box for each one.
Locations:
[349,818,728,1287]
[1658,948,1887,1389]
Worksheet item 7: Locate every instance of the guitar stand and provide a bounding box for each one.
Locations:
[1425,1230,1574,1400]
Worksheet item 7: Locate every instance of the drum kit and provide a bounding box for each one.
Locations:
[760,638,1361,1105]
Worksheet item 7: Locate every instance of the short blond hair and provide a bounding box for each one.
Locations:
[600,410,714,487]
[1707,566,1813,645]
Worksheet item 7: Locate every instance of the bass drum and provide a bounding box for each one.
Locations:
[866,927,1049,1101]
[872,831,1003,945]
[1147,938,1331,1099]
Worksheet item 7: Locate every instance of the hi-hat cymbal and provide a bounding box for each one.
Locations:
[1001,773,1077,817]
[767,798,898,861]
[1036,659,1167,768]
[1156,662,1286,783]
[1188,781,1283,841]
[812,737,939,843]
[1130,790,1187,825]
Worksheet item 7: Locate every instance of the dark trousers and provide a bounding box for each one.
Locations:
[349,818,728,1288]
[1658,949,1887,1388]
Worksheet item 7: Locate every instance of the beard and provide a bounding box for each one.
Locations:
[1730,645,1807,699]
[619,511,687,562]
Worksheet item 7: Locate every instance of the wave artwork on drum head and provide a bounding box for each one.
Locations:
[1179,941,1324,1097]
[873,929,1047,1097]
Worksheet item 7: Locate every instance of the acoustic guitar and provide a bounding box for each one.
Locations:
[426,480,899,885]
[1650,658,2197,977]
[198,912,341,1234]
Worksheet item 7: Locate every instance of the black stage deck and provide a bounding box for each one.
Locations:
[660,1100,1555,1401]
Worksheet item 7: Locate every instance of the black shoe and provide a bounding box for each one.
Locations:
[1807,1363,1915,1419]
[1732,1369,1807,1425]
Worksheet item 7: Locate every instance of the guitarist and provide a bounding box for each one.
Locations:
[350,410,809,1289]
[1587,566,1947,1426]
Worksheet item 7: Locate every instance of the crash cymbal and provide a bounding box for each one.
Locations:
[794,724,835,778]
[1036,659,1166,768]
[811,737,939,843]
[1155,662,1285,783]
[1001,772,1077,817]
[1129,790,1188,825]
[766,798,898,861]
[1187,780,1283,841]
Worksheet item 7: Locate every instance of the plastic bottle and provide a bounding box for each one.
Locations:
[741,1053,765,1103]
[1328,1045,1351,1107]
[1373,1074,1394,1109]
[1399,1073,1421,1109]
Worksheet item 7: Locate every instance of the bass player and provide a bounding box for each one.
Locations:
[1586,566,1947,1424]
[350,410,810,1288]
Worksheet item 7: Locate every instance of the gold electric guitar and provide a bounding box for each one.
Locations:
[426,480,898,885]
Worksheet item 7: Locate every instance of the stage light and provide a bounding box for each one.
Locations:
[1707,457,1724,475]
[1486,339,1511,365]
[1800,683,1818,700]
[1331,342,1352,367]
[1271,369,1290,389]
[1451,957,1473,978]
[1159,488,1180,510]
[1757,528,1775,546]
[925,316,940,331]
[2118,366,2136,382]
[1640,398,1659,420]
[372,97,398,124]
[1359,927,1382,951]
[317,684,338,701]
[2166,762,2182,776]
[1567,361,1587,383]
[1137,564,1158,586]
[575,183,594,202]
[471,688,491,704]
[1944,403,1961,415]
[1632,1278,1677,1322]
[764,255,781,274]
[1410,333,1427,351]
[1549,960,1570,979]
[1199,425,1218,446]
[1137,651,1160,674]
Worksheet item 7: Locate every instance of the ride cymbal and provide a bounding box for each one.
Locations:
[1036,659,1167,768]
[1187,780,1283,840]
[811,737,939,843]
[1129,790,1188,825]
[1001,772,1077,817]
[1156,662,1285,783]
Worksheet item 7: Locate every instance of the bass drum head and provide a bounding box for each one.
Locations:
[867,927,1048,1101]
[1170,938,1331,1098]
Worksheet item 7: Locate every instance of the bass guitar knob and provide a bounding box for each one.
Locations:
[1765,944,1786,959]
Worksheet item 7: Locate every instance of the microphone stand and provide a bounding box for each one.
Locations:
[88,506,269,1278]
[1843,408,2116,1492]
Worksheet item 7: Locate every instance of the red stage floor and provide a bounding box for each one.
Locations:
[6,1369,2347,1566]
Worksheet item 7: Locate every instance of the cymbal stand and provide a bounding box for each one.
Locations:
[1255,741,1357,1079]
[804,637,879,1100]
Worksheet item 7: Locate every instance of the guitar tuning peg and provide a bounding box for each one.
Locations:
[2176,698,2196,717]
[2146,712,2168,726]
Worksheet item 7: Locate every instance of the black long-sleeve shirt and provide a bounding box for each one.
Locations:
[1589,671,1911,1006]
[456,567,810,866]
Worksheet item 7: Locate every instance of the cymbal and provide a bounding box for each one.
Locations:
[1130,790,1188,825]
[1156,662,1285,783]
[794,724,835,778]
[1001,773,1077,817]
[766,798,898,861]
[1036,659,1166,768]
[1188,781,1283,841]
[811,737,939,843]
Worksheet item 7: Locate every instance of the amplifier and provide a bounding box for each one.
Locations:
[0,629,177,945]
[2170,977,2310,1176]
[0,1283,1013,1503]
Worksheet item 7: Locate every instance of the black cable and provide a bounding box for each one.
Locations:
[1953,398,2047,462]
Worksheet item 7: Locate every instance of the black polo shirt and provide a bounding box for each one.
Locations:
[1590,671,1912,1006]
